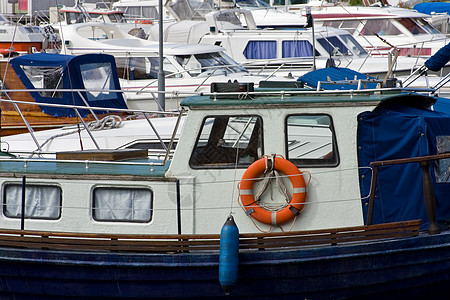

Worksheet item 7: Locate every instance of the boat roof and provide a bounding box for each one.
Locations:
[307,5,431,20]
[0,158,170,178]
[10,52,127,118]
[181,89,437,109]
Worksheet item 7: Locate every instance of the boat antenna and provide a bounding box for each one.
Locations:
[158,0,166,114]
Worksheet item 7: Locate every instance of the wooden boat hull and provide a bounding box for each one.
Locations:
[0,229,449,299]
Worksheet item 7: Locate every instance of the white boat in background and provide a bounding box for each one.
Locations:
[59,22,270,111]
[49,1,153,38]
[0,14,48,55]
[278,2,448,59]
[151,4,425,77]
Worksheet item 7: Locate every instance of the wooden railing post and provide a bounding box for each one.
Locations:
[419,161,440,235]
[367,166,379,225]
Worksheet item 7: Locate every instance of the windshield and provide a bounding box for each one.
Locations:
[414,18,441,35]
[398,18,427,35]
[236,0,270,8]
[317,36,351,56]
[339,34,367,56]
[174,52,247,77]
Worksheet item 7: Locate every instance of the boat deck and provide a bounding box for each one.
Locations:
[0,157,170,179]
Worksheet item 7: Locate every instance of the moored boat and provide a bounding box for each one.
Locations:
[0,79,449,297]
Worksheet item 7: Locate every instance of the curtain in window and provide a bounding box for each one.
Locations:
[93,188,152,222]
[282,41,314,58]
[4,185,61,219]
[243,41,277,59]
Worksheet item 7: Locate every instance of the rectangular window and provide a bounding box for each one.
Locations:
[286,114,339,167]
[80,62,115,102]
[21,66,64,98]
[282,40,318,58]
[190,115,263,168]
[93,187,153,222]
[243,41,277,59]
[3,184,61,219]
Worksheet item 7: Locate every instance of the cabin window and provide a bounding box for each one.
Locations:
[361,20,401,36]
[435,136,450,183]
[398,18,427,35]
[285,114,339,167]
[20,66,63,98]
[282,41,319,58]
[243,41,277,59]
[323,20,359,34]
[115,57,176,80]
[317,36,350,56]
[190,115,263,168]
[339,34,367,55]
[3,184,61,219]
[92,187,153,222]
[174,52,245,77]
[80,62,115,102]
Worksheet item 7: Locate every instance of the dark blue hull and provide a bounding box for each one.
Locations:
[0,231,450,299]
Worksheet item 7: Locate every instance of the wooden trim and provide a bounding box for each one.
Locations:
[0,220,421,253]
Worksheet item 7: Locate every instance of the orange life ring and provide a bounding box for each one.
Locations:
[239,157,306,225]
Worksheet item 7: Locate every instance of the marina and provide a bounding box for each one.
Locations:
[1,0,450,298]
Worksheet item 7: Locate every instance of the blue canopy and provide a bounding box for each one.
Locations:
[414,2,450,14]
[10,53,126,117]
[425,43,450,72]
[357,94,450,230]
[297,67,378,90]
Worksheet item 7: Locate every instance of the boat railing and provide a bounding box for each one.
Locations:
[0,88,185,164]
[367,152,450,235]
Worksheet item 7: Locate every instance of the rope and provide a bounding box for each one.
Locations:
[29,115,123,157]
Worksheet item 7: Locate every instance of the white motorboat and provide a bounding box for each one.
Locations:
[58,22,271,111]
[150,5,426,78]
[0,14,48,55]
[278,2,448,59]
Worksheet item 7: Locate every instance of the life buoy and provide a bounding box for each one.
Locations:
[239,156,306,225]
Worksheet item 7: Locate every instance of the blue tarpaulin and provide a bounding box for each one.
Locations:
[10,53,126,117]
[414,2,450,14]
[425,43,450,71]
[357,94,450,230]
[297,67,377,90]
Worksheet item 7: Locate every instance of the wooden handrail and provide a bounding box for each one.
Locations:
[0,220,420,253]
[367,153,450,234]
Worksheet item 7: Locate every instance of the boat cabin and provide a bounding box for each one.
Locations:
[0,82,450,235]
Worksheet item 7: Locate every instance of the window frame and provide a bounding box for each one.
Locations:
[189,114,264,169]
[285,113,340,168]
[2,182,62,220]
[92,186,153,223]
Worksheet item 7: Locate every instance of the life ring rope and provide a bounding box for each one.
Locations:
[239,155,307,226]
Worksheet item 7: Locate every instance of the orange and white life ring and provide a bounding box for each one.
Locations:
[239,156,306,225]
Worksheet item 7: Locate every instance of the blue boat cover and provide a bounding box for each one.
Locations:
[414,2,450,14]
[297,67,377,90]
[424,42,450,72]
[358,94,450,230]
[10,53,126,117]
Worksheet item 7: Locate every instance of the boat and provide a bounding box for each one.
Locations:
[0,71,449,297]
[58,22,272,111]
[153,3,426,77]
[0,52,128,136]
[0,13,48,55]
[48,1,153,38]
[286,2,449,59]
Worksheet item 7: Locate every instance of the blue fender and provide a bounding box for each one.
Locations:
[219,215,239,296]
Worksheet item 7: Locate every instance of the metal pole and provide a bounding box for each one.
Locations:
[21,176,26,230]
[158,0,166,114]
[176,179,181,235]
